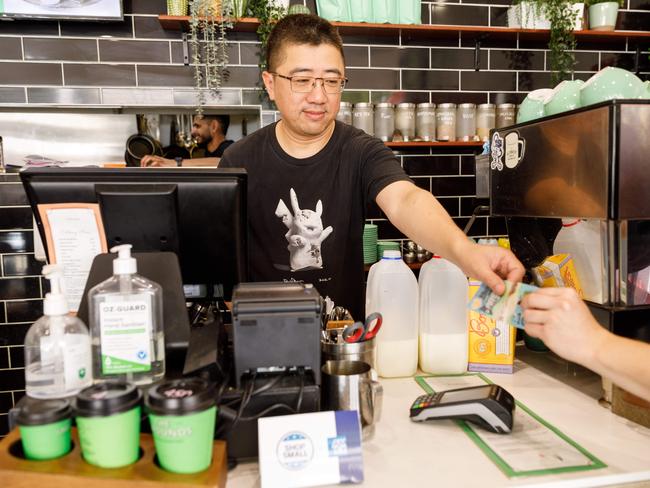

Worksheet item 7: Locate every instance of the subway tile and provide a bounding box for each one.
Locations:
[365,201,384,220]
[225,31,259,43]
[461,155,477,175]
[347,68,400,90]
[601,52,650,73]
[430,91,488,105]
[340,91,370,104]
[370,47,429,69]
[402,31,460,48]
[341,32,399,46]
[60,19,133,38]
[412,177,431,192]
[0,208,32,230]
[0,414,8,436]
[431,48,486,70]
[0,324,30,346]
[239,43,262,66]
[376,219,406,241]
[629,0,650,8]
[222,66,261,89]
[460,33,516,49]
[403,155,460,176]
[573,51,599,72]
[184,42,240,67]
[490,50,544,71]
[402,70,458,91]
[0,62,62,85]
[0,369,25,393]
[464,1,510,4]
[124,0,167,15]
[421,2,431,24]
[173,88,242,106]
[0,184,27,206]
[436,197,460,217]
[99,39,170,63]
[0,392,12,412]
[0,278,41,301]
[0,20,58,36]
[242,89,277,110]
[431,4,489,26]
[462,71,516,91]
[0,175,20,182]
[431,176,475,196]
[0,38,21,60]
[461,197,490,216]
[102,88,174,105]
[617,9,650,30]
[134,16,182,40]
[24,38,98,62]
[456,216,487,237]
[0,348,8,369]
[490,6,509,27]
[0,303,5,324]
[489,92,525,104]
[343,46,368,68]
[488,216,508,236]
[9,346,24,369]
[0,300,43,324]
[64,64,136,86]
[370,92,429,104]
[3,255,41,277]
[574,39,626,52]
[518,71,552,92]
[0,232,33,253]
[0,88,26,104]
[170,42,188,65]
[27,88,101,105]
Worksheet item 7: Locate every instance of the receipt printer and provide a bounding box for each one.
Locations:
[232,282,323,387]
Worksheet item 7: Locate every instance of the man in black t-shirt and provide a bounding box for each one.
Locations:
[220,14,524,319]
[141,114,233,167]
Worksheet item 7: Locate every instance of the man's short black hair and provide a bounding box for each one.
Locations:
[200,114,230,135]
[266,14,345,72]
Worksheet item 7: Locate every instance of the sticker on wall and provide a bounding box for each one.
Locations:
[504,132,526,169]
[490,132,504,171]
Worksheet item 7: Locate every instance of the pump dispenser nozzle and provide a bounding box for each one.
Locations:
[111,244,137,275]
[42,264,69,316]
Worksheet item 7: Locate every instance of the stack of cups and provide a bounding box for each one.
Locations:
[17,397,73,460]
[363,224,378,264]
[146,378,217,474]
[75,382,142,468]
[376,240,400,259]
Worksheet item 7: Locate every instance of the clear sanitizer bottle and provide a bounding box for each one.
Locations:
[24,265,92,398]
[88,244,165,385]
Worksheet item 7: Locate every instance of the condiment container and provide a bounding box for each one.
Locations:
[352,102,374,136]
[416,103,436,141]
[374,103,395,142]
[436,103,457,141]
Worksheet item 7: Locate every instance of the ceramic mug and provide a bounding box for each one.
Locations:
[544,79,584,116]
[580,67,644,107]
[516,88,554,124]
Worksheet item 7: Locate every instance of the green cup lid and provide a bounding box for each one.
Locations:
[145,378,215,416]
[75,382,141,417]
[16,396,72,426]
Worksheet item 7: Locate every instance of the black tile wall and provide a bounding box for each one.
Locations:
[0,1,645,431]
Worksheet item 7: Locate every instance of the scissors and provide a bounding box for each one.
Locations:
[343,312,382,343]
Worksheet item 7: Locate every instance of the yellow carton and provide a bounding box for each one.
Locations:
[467,279,516,374]
[531,254,584,297]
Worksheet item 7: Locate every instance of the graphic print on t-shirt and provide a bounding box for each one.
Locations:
[275,188,334,272]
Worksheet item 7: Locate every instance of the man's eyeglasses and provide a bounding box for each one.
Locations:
[271,73,348,94]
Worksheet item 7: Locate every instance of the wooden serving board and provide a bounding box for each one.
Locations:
[0,428,227,488]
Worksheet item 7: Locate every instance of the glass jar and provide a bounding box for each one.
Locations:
[352,102,374,136]
[456,103,476,141]
[496,103,516,129]
[337,101,352,125]
[436,103,457,142]
[395,103,416,141]
[477,103,496,141]
[374,103,395,142]
[416,103,436,141]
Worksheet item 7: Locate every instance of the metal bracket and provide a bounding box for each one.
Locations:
[182,32,190,66]
[474,35,488,72]
[634,45,641,76]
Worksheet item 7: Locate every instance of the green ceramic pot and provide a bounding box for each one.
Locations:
[544,80,584,116]
[588,2,619,31]
[580,67,644,107]
[517,88,553,124]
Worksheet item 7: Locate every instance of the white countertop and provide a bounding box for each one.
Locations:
[226,360,650,488]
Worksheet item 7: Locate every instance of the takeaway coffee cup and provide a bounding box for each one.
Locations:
[321,360,382,438]
[16,396,72,460]
[75,382,142,468]
[146,377,217,474]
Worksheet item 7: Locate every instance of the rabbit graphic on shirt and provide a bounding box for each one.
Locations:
[275,188,333,271]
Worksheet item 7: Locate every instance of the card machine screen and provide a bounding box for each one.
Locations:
[410,385,515,434]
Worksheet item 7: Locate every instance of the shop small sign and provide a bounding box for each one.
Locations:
[258,410,363,488]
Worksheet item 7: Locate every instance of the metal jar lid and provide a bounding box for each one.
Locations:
[478,103,496,109]
[437,103,457,109]
[353,102,374,108]
[75,382,142,418]
[397,102,416,108]
[458,103,476,108]
[16,397,72,426]
[145,378,216,416]
[416,103,436,109]
[496,103,516,109]
[339,101,352,108]
[375,102,394,108]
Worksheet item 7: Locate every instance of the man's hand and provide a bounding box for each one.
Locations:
[140,155,176,167]
[453,239,525,295]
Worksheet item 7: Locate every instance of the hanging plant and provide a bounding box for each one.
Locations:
[546,0,578,85]
[189,0,233,114]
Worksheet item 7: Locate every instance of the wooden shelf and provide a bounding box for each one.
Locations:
[158,15,650,42]
[385,141,484,148]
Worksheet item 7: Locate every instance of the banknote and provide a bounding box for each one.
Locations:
[468,281,538,329]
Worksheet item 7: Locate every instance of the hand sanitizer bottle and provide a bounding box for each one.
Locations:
[24,265,92,398]
[88,244,165,385]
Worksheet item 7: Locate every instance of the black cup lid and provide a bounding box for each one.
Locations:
[16,396,72,426]
[145,378,215,416]
[75,382,141,417]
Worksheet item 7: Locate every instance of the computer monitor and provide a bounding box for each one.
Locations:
[20,167,248,301]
